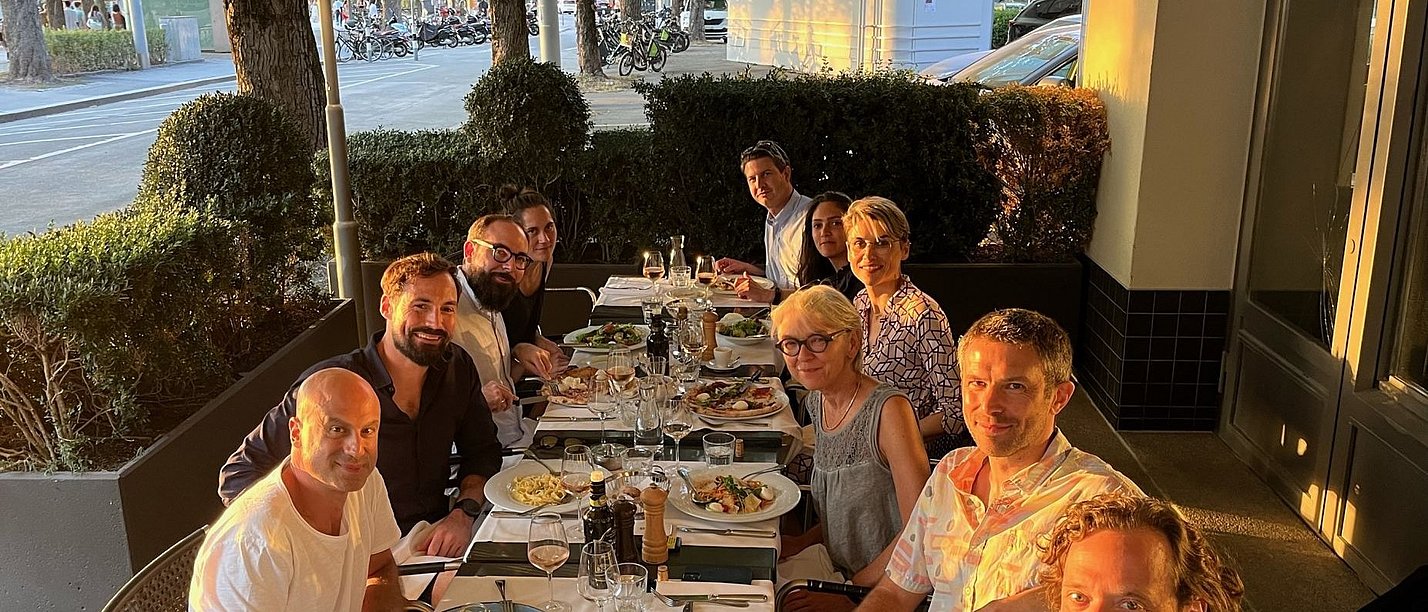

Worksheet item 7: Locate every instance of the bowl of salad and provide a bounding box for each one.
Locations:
[716,314,771,345]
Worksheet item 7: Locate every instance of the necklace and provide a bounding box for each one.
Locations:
[822,378,864,432]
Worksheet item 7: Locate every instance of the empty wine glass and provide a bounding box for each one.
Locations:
[527,513,571,612]
[588,371,616,446]
[576,540,617,605]
[642,251,665,290]
[662,398,692,469]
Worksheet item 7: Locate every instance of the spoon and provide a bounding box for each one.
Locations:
[495,579,511,612]
[522,448,559,474]
[676,466,715,504]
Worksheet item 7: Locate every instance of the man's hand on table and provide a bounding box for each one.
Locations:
[482,381,518,413]
[514,342,555,380]
[422,510,476,557]
[715,258,763,276]
[735,273,777,303]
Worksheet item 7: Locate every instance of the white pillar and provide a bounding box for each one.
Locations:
[538,0,559,65]
[127,0,150,68]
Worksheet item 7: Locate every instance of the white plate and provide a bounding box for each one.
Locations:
[712,275,775,295]
[716,315,772,346]
[671,466,801,524]
[702,356,742,371]
[483,461,581,513]
[563,324,648,353]
[685,380,788,421]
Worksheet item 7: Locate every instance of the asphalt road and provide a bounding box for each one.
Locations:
[0,17,745,237]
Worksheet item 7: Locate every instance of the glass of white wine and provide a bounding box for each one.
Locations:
[607,347,637,426]
[662,398,692,469]
[527,512,571,612]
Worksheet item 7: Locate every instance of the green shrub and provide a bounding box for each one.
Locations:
[136,93,323,299]
[316,129,490,260]
[0,208,235,471]
[637,71,1002,263]
[977,85,1110,262]
[43,27,168,74]
[993,6,1019,48]
[567,128,664,262]
[463,59,591,187]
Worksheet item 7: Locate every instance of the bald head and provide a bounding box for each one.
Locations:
[289,368,381,494]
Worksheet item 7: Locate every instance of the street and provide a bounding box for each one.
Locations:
[0,18,754,237]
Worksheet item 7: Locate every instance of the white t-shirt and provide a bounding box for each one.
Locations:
[189,458,402,611]
[454,270,527,448]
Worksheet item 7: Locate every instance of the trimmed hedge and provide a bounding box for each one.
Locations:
[993,6,1019,48]
[43,27,168,74]
[463,59,591,187]
[0,208,235,471]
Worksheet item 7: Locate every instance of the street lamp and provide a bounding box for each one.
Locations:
[315,0,370,343]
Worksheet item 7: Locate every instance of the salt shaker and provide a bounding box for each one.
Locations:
[640,485,670,564]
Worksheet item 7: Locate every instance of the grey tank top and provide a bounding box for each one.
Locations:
[809,383,906,577]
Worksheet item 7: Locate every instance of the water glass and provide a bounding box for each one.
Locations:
[647,356,667,377]
[606,562,649,612]
[669,265,692,288]
[640,292,663,324]
[590,442,628,472]
[703,432,736,466]
[576,540,617,604]
[632,401,664,453]
[624,447,658,487]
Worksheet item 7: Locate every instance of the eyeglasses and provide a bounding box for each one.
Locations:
[775,329,851,356]
[848,237,904,253]
[469,238,535,270]
[741,140,789,166]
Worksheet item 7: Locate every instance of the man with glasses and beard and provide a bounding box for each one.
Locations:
[218,253,502,557]
[452,214,550,449]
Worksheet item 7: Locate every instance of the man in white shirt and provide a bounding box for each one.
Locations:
[453,214,553,447]
[715,140,814,302]
[190,368,405,611]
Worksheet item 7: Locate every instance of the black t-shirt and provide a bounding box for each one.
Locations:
[502,267,548,347]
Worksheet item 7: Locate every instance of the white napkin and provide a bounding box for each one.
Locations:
[436,576,777,611]
[393,520,459,601]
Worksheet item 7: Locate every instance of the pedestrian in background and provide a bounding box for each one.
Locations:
[111,3,126,29]
[87,4,106,29]
[64,2,83,30]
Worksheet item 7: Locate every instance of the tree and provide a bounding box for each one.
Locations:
[574,0,604,77]
[490,0,529,64]
[43,0,64,28]
[688,0,704,42]
[0,0,55,83]
[619,0,639,21]
[224,0,328,150]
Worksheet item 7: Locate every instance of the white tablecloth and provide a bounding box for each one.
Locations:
[534,378,800,440]
[594,276,769,309]
[436,576,776,611]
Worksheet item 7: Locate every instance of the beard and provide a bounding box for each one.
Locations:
[394,325,449,367]
[469,267,519,311]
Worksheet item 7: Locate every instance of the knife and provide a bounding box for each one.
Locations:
[675,526,776,538]
[668,594,770,603]
[537,415,603,422]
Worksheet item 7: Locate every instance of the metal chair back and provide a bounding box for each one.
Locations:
[101,525,208,612]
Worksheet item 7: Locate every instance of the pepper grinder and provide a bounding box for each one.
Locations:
[640,485,670,564]
[700,309,717,361]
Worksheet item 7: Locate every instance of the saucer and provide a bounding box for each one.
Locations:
[703,356,742,371]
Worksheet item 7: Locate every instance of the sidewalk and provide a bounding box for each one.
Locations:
[0,53,236,122]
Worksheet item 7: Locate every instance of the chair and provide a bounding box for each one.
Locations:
[541,286,597,337]
[101,525,208,612]
[776,579,932,610]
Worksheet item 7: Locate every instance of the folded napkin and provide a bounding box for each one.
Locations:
[473,503,779,550]
[393,520,460,600]
[436,576,776,612]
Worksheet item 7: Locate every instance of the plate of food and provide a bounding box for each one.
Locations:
[671,466,800,523]
[542,366,601,406]
[682,378,786,421]
[716,314,771,346]
[711,274,775,295]
[484,461,581,513]
[563,323,648,352]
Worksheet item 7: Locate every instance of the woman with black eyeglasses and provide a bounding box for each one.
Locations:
[846,196,969,458]
[771,286,929,607]
[795,191,864,302]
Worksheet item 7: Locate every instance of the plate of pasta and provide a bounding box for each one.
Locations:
[484,461,581,513]
[670,466,800,524]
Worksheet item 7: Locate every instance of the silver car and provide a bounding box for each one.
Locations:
[921,14,1081,87]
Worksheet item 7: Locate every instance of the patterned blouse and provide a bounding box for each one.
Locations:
[855,275,965,443]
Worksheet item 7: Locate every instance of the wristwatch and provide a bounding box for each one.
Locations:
[454,498,481,519]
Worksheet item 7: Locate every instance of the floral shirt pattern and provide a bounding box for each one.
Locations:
[885,430,1143,610]
[856,275,965,436]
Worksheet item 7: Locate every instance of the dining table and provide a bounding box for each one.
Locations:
[405,272,799,612]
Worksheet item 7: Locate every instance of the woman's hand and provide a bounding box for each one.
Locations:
[735,273,777,303]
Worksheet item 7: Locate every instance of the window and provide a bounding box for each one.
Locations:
[1390,179,1428,396]
[1021,0,1080,20]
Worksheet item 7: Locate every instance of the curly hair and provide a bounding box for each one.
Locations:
[1039,494,1245,612]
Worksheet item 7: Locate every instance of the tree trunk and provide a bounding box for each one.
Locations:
[619,0,638,22]
[490,0,528,65]
[574,0,603,77]
[1,0,56,83]
[688,0,704,42]
[43,0,65,28]
[226,0,327,151]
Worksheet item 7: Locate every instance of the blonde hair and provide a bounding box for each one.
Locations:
[1039,494,1245,612]
[842,196,911,243]
[771,285,862,370]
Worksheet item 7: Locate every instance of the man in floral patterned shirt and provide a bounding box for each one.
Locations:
[855,309,1142,612]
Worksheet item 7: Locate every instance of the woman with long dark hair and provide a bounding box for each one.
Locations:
[499,185,568,378]
[796,191,862,302]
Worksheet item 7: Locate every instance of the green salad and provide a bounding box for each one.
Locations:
[575,323,643,346]
[718,318,769,338]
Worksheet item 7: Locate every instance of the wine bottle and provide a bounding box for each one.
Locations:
[582,471,613,545]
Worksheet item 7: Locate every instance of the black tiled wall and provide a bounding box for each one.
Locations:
[1078,259,1230,431]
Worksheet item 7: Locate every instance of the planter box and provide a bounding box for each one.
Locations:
[0,300,359,611]
[327,259,390,340]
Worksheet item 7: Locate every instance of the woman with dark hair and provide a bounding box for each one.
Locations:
[796,191,862,302]
[499,185,568,378]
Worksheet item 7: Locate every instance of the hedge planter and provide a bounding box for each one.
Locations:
[0,300,359,611]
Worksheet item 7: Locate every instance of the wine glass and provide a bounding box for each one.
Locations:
[696,255,716,300]
[576,540,617,605]
[632,400,663,455]
[561,444,592,499]
[679,319,707,382]
[662,398,692,469]
[607,347,637,426]
[527,513,571,612]
[642,251,665,290]
[606,562,649,612]
[587,371,616,447]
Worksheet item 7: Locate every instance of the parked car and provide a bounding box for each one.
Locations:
[680,0,727,41]
[921,14,1080,87]
[1006,0,1079,43]
[558,0,609,13]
